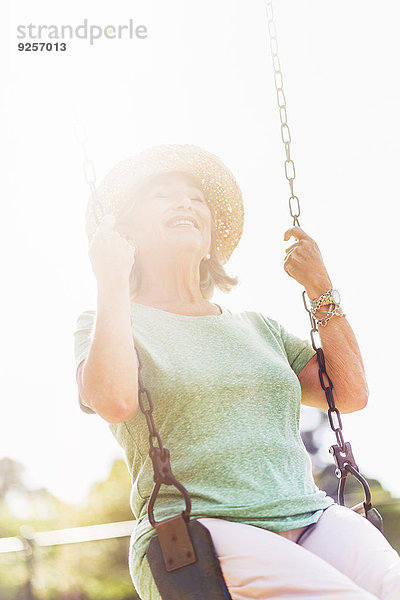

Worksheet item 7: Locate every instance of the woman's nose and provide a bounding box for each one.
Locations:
[174,193,195,208]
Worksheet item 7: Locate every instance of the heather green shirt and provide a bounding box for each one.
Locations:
[73,302,335,600]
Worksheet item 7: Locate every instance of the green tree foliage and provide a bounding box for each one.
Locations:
[0,457,140,600]
[77,459,133,526]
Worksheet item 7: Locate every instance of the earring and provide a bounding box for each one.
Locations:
[205,253,211,260]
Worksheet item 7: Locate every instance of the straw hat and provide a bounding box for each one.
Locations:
[85,143,244,265]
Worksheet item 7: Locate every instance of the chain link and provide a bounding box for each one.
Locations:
[264,0,300,227]
[264,0,373,510]
[73,121,105,226]
[264,0,345,435]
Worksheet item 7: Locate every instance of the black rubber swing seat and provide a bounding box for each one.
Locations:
[146,516,232,600]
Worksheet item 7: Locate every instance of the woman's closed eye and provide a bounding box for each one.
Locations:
[153,192,204,202]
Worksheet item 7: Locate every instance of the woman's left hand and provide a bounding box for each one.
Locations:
[283,226,333,299]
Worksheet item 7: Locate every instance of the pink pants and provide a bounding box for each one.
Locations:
[160,503,400,599]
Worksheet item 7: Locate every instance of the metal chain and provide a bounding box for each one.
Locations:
[263,0,347,445]
[263,1,300,228]
[264,0,377,518]
[73,123,191,528]
[73,121,105,227]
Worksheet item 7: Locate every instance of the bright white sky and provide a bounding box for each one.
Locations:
[2,0,399,509]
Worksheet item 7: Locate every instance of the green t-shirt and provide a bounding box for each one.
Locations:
[74,302,335,600]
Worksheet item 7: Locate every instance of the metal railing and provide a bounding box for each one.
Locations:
[0,519,135,553]
[0,520,136,600]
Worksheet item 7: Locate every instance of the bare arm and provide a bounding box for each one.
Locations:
[298,280,369,414]
[77,279,139,423]
[283,226,369,414]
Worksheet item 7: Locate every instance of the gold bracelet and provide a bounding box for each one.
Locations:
[311,303,346,327]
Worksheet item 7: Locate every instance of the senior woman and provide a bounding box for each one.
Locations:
[74,144,400,600]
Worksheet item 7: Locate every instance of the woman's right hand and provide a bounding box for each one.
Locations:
[88,213,136,287]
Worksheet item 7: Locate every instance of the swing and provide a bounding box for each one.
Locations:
[75,2,384,598]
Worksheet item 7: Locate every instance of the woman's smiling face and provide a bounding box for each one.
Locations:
[122,170,214,262]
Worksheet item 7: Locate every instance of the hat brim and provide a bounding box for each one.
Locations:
[85,144,244,265]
